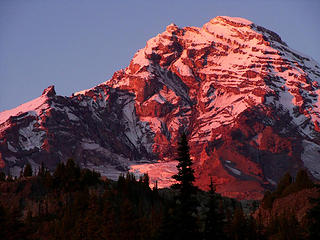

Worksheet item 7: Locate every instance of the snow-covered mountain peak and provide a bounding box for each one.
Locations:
[0,90,51,126]
[210,16,254,27]
[1,16,320,199]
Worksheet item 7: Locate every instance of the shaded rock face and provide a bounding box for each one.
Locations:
[1,16,320,199]
[0,86,156,180]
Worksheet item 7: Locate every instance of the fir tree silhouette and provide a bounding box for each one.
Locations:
[172,132,199,240]
[23,163,33,177]
[172,132,196,198]
[204,177,225,240]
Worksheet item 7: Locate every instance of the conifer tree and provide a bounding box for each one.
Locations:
[275,172,292,196]
[262,190,274,209]
[156,207,178,240]
[295,169,314,190]
[23,163,33,177]
[172,132,199,239]
[307,187,320,240]
[53,162,66,189]
[228,207,248,240]
[0,171,5,181]
[204,177,225,240]
[172,132,196,198]
[37,162,46,177]
[267,212,304,240]
[7,171,13,182]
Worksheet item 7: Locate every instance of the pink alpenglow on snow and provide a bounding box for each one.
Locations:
[1,17,320,199]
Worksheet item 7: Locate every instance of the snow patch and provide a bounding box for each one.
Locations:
[0,95,49,124]
[267,178,277,186]
[145,33,173,55]
[217,16,253,26]
[132,49,150,69]
[5,156,17,163]
[11,166,22,177]
[7,142,17,152]
[129,161,178,188]
[66,111,79,121]
[82,162,125,180]
[81,139,100,150]
[225,165,242,175]
[18,121,46,150]
[301,140,320,179]
[149,94,166,104]
[173,56,193,77]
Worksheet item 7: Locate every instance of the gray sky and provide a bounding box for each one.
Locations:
[1,0,319,111]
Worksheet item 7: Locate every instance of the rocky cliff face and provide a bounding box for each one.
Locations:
[1,16,320,199]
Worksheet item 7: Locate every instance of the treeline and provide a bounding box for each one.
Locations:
[262,170,315,209]
[259,170,320,240]
[0,158,244,240]
[0,159,163,240]
[0,133,319,239]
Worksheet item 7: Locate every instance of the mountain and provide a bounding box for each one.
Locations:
[1,16,320,199]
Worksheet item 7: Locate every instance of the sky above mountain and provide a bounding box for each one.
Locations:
[1,0,319,112]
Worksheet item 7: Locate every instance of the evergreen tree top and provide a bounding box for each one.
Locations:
[172,132,196,196]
